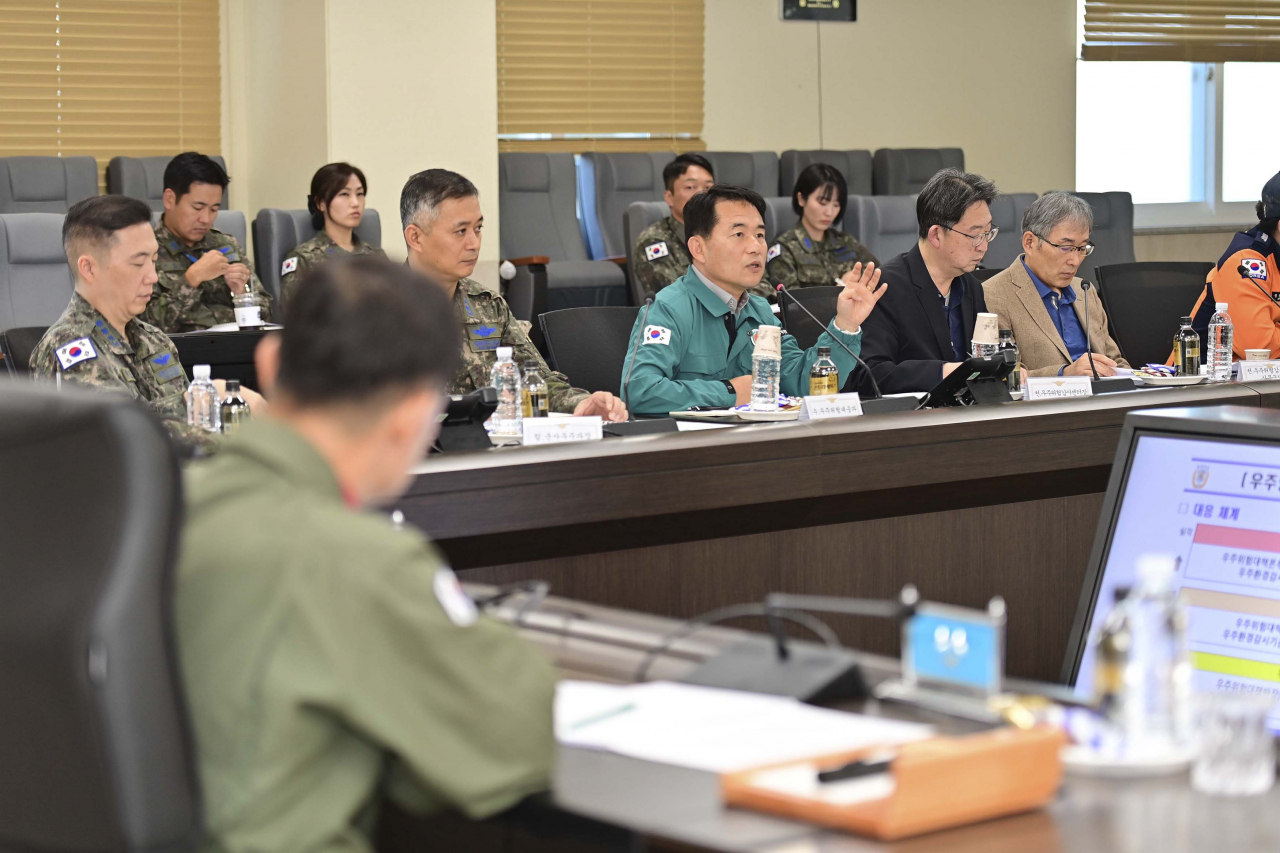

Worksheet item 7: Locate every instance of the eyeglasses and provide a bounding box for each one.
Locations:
[941,224,999,247]
[1035,234,1095,256]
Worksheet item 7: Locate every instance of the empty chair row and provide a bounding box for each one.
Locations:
[0,155,231,214]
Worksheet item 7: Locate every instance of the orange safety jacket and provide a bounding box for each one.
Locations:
[1184,226,1280,360]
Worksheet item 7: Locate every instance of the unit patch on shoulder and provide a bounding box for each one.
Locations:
[767,243,782,261]
[645,241,670,262]
[56,338,98,370]
[1242,257,1268,281]
[281,257,299,275]
[642,325,671,346]
[433,567,478,627]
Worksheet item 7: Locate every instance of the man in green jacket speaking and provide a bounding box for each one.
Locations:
[620,185,888,415]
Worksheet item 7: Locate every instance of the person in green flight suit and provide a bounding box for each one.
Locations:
[621,185,887,415]
[175,255,557,853]
[631,152,715,300]
[767,162,878,289]
[144,152,273,333]
[279,161,387,307]
[400,167,627,419]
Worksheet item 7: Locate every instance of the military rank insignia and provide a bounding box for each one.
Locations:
[55,338,97,369]
[644,242,669,261]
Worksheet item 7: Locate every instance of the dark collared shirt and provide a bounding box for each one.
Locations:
[1024,259,1088,365]
[938,278,967,361]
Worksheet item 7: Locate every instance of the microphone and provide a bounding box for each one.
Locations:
[622,296,654,418]
[1079,280,1100,380]
[776,283,882,399]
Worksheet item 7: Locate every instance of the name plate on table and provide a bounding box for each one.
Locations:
[1024,376,1093,401]
[1239,360,1280,382]
[799,392,863,420]
[522,416,603,446]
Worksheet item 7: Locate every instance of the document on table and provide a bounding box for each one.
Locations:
[555,680,932,773]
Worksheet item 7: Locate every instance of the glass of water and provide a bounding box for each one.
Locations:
[1192,691,1277,797]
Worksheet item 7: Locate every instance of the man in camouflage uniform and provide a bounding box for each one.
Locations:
[767,223,880,290]
[632,153,718,301]
[30,196,261,456]
[279,230,385,308]
[400,168,628,420]
[143,151,273,333]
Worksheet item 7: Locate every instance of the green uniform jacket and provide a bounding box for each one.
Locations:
[767,224,879,289]
[145,219,274,333]
[280,231,386,308]
[448,277,588,413]
[175,419,556,853]
[28,292,219,456]
[620,266,863,415]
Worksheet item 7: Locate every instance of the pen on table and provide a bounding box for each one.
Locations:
[567,702,637,732]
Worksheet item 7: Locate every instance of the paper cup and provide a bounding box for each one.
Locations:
[751,325,782,358]
[973,313,1000,345]
[1246,349,1271,361]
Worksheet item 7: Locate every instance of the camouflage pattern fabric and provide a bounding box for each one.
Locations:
[448,277,588,413]
[766,223,879,290]
[635,215,773,300]
[145,219,273,333]
[29,292,220,456]
[279,230,386,308]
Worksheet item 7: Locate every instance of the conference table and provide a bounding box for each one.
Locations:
[398,379,1280,684]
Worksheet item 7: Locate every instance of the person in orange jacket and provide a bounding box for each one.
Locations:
[1185,172,1280,359]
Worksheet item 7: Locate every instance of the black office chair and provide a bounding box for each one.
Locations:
[0,381,203,853]
[1095,261,1214,367]
[538,306,640,397]
[1,325,48,374]
[779,286,842,351]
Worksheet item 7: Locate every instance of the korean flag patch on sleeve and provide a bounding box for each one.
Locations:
[767,243,782,261]
[281,257,299,275]
[55,338,97,370]
[1243,257,1268,281]
[642,325,672,346]
[644,241,669,262]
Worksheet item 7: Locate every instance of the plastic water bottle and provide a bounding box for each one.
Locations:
[185,364,222,433]
[1122,554,1192,756]
[488,346,523,435]
[1208,302,1233,383]
[750,325,782,412]
[233,290,263,329]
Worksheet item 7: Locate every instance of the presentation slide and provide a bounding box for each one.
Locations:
[1075,434,1280,731]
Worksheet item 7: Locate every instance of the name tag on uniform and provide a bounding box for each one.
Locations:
[799,393,863,420]
[522,416,603,446]
[1024,376,1093,400]
[1239,360,1280,381]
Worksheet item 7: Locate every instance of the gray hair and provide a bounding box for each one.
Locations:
[1021,191,1093,239]
[399,168,478,230]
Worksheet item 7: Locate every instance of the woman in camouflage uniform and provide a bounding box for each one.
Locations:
[767,162,878,290]
[280,162,386,306]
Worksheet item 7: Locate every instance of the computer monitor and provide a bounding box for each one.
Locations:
[1063,405,1280,732]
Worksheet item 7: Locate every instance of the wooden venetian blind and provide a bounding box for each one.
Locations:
[1083,0,1280,61]
[496,0,705,153]
[0,0,221,187]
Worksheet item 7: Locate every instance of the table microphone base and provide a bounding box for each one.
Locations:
[680,640,868,704]
[1092,376,1135,394]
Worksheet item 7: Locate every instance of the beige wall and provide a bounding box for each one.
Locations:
[220,0,500,278]
[704,0,1078,196]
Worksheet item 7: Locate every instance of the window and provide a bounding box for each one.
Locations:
[495,0,705,153]
[0,0,221,187]
[1222,62,1280,203]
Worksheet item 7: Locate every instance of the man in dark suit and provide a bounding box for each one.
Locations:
[859,169,1000,393]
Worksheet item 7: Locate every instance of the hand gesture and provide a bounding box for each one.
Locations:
[185,250,231,288]
[223,263,252,296]
[836,262,887,332]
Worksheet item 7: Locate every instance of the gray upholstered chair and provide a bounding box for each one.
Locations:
[107,155,231,211]
[843,195,920,262]
[0,380,202,853]
[150,210,248,256]
[251,209,382,304]
[622,200,673,304]
[579,152,670,260]
[779,150,874,197]
[702,151,780,195]
[498,153,627,312]
[763,196,801,245]
[0,157,97,214]
[0,213,75,331]
[1071,191,1136,285]
[872,148,965,195]
[983,193,1038,271]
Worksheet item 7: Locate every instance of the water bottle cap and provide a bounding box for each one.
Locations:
[225,379,240,392]
[193,364,211,379]
[1215,302,1228,312]
[496,346,513,359]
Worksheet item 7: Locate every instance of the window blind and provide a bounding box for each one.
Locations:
[0,0,221,187]
[1083,0,1280,62]
[496,0,705,153]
